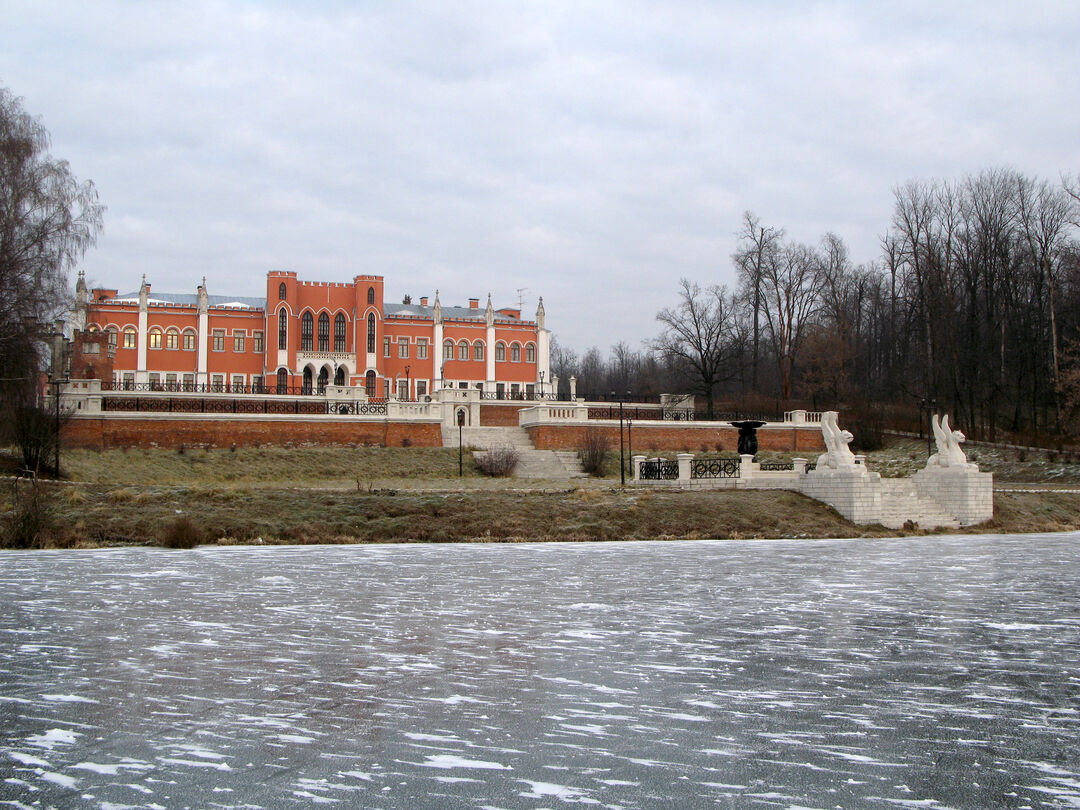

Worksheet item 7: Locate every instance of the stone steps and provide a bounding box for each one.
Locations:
[878,479,960,530]
[450,426,587,480]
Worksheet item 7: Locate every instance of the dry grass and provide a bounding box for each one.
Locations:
[61,446,482,486]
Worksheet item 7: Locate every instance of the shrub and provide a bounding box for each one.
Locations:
[160,516,205,549]
[579,428,610,476]
[475,445,519,477]
[1,479,54,548]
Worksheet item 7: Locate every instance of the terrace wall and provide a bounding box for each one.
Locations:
[62,416,443,450]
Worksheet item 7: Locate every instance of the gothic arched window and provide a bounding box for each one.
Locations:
[278,309,287,350]
[334,313,346,351]
[367,313,376,353]
[301,311,313,351]
[317,312,330,351]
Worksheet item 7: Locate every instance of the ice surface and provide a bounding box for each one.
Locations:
[1,534,1080,807]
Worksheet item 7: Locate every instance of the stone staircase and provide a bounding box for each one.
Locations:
[444,425,587,480]
[877,478,960,531]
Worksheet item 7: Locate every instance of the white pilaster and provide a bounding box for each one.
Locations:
[136,275,148,384]
[197,278,209,385]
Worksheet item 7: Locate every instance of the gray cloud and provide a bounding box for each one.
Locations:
[2,0,1078,350]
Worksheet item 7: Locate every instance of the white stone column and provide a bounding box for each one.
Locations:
[739,454,754,481]
[632,455,645,481]
[677,453,693,482]
[433,290,443,392]
[569,376,577,400]
[197,279,209,386]
[485,294,496,391]
[136,276,148,384]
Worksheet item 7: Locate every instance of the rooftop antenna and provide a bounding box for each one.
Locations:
[516,287,528,310]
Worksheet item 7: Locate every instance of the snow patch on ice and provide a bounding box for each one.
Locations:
[419,755,510,770]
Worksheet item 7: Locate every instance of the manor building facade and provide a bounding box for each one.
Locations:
[72,271,551,400]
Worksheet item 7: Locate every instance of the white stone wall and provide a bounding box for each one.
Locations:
[912,467,993,526]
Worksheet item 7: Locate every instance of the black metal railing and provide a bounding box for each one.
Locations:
[587,406,694,421]
[101,397,388,416]
[639,459,680,480]
[690,457,740,479]
[479,391,560,401]
[758,462,795,472]
[101,381,316,396]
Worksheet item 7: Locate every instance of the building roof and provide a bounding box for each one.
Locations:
[385,303,528,323]
[111,292,267,310]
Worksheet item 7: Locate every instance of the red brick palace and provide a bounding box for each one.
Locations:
[71,271,551,399]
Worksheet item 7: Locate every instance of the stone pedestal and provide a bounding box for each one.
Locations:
[912,466,993,526]
[801,465,882,525]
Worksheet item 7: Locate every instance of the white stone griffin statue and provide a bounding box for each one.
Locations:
[816,411,857,469]
[927,414,970,469]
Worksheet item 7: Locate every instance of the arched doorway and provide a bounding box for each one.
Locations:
[302,366,313,394]
[334,366,345,386]
[317,366,330,393]
[277,368,288,394]
[365,370,376,398]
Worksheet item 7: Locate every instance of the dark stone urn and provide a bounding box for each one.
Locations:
[731,420,766,457]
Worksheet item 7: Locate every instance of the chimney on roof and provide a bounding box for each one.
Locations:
[469,298,479,309]
[420,296,428,307]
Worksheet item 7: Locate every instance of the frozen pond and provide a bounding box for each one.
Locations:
[2,534,1080,809]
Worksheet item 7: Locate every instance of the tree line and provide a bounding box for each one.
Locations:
[554,168,1080,442]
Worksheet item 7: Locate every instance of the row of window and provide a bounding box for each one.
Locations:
[90,326,264,353]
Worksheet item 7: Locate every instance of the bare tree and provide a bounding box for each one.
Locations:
[760,242,823,401]
[0,86,104,472]
[732,212,784,391]
[653,279,734,417]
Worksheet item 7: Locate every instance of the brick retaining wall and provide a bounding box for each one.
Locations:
[63,416,444,449]
[524,423,824,453]
[480,404,528,426]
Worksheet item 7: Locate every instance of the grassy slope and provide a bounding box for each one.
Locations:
[5,438,1080,548]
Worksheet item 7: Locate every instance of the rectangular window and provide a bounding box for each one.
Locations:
[251,377,263,393]
[458,381,468,389]
[183,332,196,350]
[212,330,225,352]
[122,372,135,390]
[107,329,117,347]
[495,343,505,361]
[398,337,409,358]
[253,331,264,353]
[165,373,177,391]
[149,331,161,349]
[123,330,136,349]
[83,342,99,355]
[148,372,161,390]
[211,374,225,392]
[233,330,245,352]
[182,373,195,391]
[383,336,391,357]
[397,379,408,400]
[416,380,427,397]
[417,338,428,359]
[443,341,453,360]
[231,375,245,392]
[526,383,535,398]
[166,332,178,350]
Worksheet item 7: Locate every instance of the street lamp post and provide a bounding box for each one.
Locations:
[405,365,411,401]
[538,370,545,399]
[611,390,632,486]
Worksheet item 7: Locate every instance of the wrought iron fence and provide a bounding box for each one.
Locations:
[639,459,679,480]
[101,396,388,416]
[690,457,740,479]
[588,406,664,421]
[101,381,312,396]
[479,391,560,401]
[758,462,795,471]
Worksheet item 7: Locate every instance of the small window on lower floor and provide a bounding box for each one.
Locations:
[165,373,178,391]
[211,374,225,392]
[122,372,135,390]
[416,380,428,397]
[182,373,195,391]
[231,375,245,392]
[148,372,161,390]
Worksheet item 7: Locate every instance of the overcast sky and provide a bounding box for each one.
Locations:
[3,1,1079,352]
